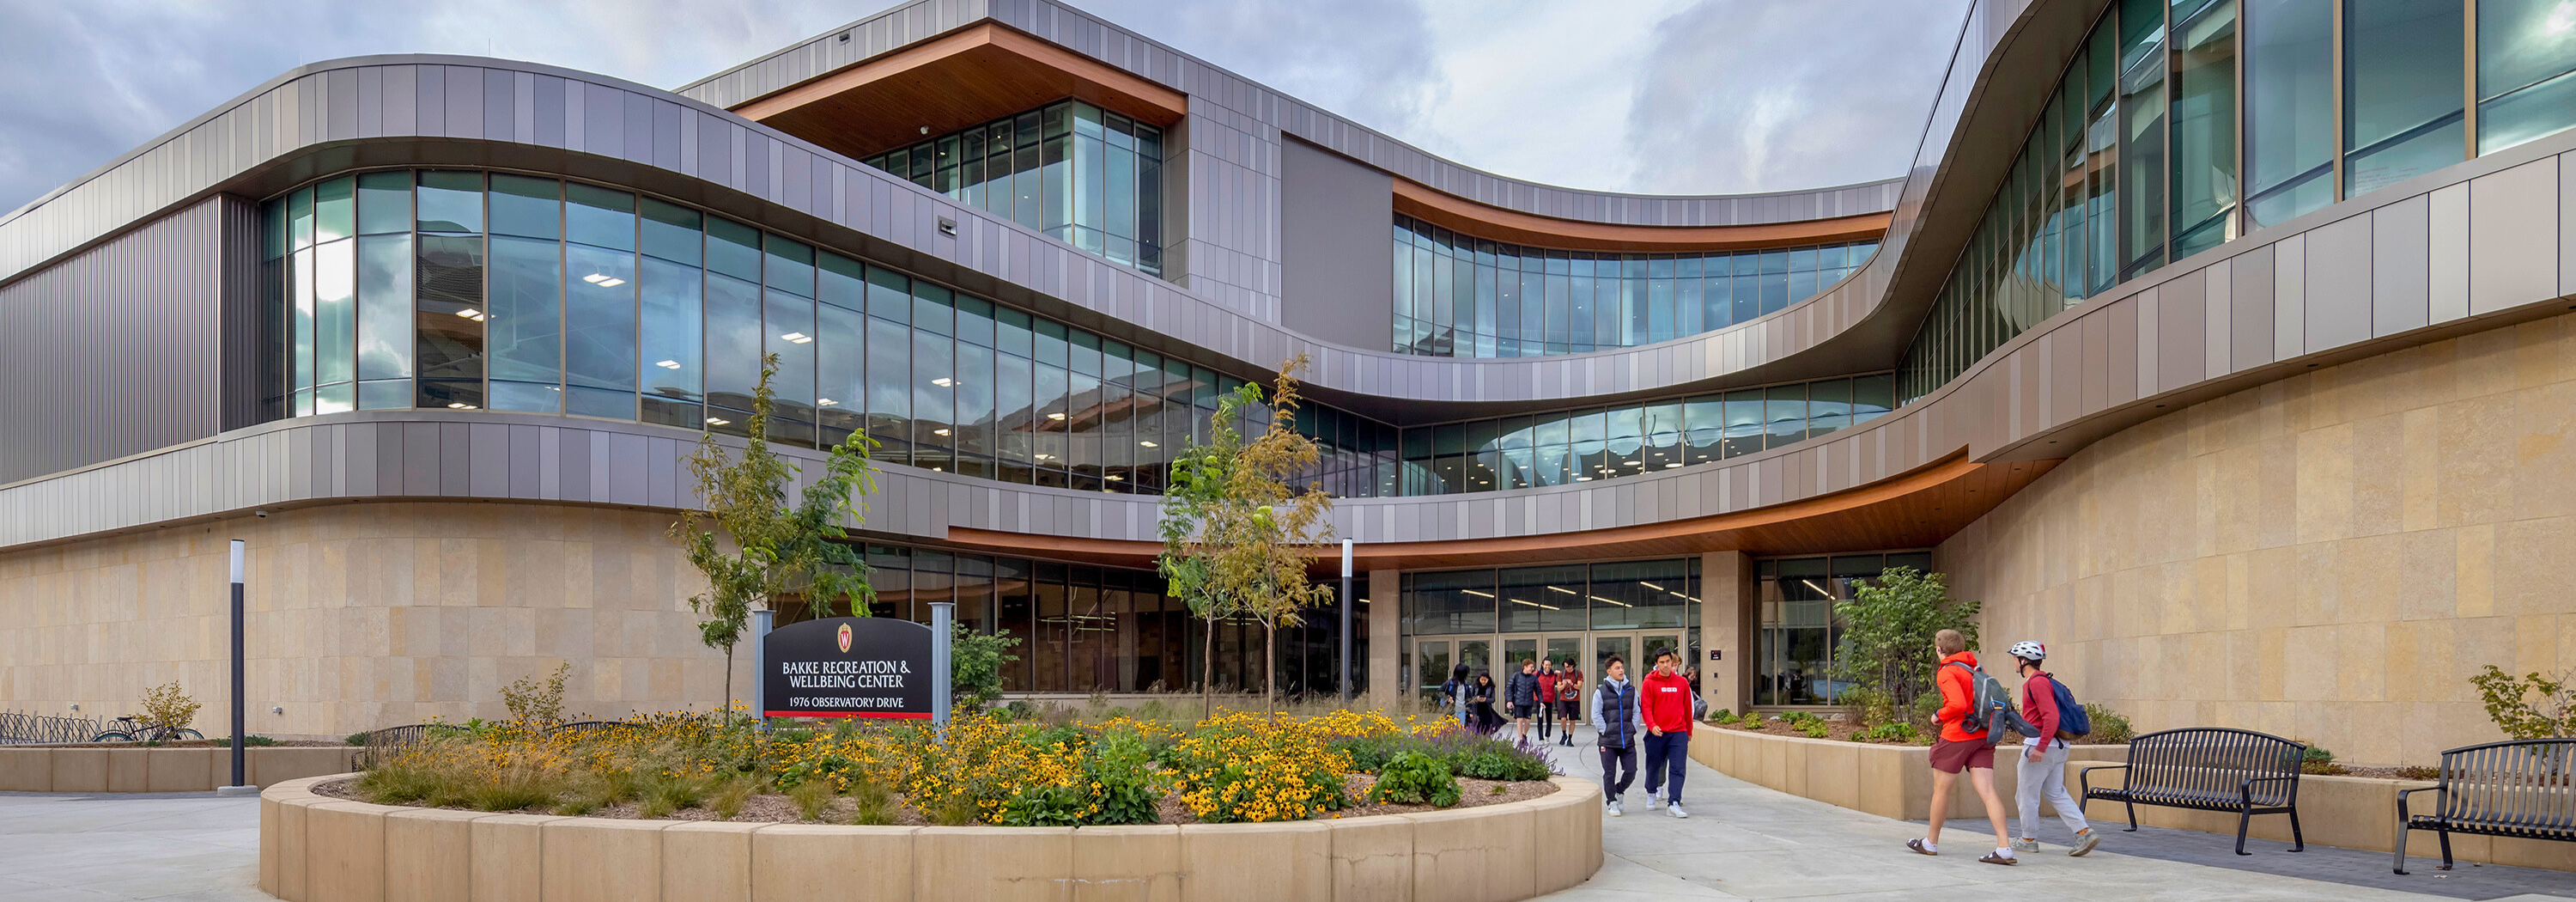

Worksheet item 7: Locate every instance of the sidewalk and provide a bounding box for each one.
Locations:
[1530,722,2572,902]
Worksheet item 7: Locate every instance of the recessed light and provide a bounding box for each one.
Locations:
[1035,454,1055,460]
[1576,476,1593,482]
[1106,474,1125,481]
[933,428,951,436]
[932,377,953,387]
[1048,412,1066,420]
[706,417,730,425]
[780,332,811,344]
[1665,462,1682,468]
[456,308,484,321]
[597,277,624,287]
[1138,440,1157,448]
[655,359,681,369]
[447,402,476,410]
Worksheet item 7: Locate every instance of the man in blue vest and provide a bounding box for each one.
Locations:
[1589,655,1643,816]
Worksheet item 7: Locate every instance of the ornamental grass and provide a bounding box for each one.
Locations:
[354,704,1544,825]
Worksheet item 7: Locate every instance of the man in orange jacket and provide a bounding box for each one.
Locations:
[1905,629,2017,865]
[1638,646,1696,819]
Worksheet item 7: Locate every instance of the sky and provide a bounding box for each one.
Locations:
[0,0,1971,215]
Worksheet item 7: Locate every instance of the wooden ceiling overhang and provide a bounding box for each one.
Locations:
[1393,180,1893,254]
[939,452,2058,572]
[732,22,1188,163]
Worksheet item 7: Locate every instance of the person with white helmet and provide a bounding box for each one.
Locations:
[2008,640,2100,856]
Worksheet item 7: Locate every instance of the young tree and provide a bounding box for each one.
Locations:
[669,353,878,716]
[1157,356,1337,718]
[1828,567,1981,718]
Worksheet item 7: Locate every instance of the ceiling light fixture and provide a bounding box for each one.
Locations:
[1591,595,1631,607]
[1138,441,1157,448]
[706,417,731,425]
[931,377,953,387]
[456,308,485,321]
[1035,454,1055,460]
[447,402,477,410]
[1640,582,1665,591]
[1665,462,1682,468]
[1106,474,1125,481]
[1547,586,1578,595]
[654,359,681,369]
[1047,412,1066,420]
[817,398,837,406]
[1462,589,1494,598]
[780,332,811,344]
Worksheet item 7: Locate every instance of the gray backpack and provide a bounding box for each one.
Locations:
[1945,661,2038,741]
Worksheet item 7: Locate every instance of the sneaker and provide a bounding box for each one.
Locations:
[1978,851,2018,866]
[1646,795,1664,811]
[1667,801,1689,819]
[2071,830,2100,857]
[2010,838,2040,853]
[1607,800,1623,817]
[1905,838,1937,856]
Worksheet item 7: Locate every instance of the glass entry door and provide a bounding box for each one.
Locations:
[1416,640,1451,704]
[1503,637,1540,674]
[1591,634,1633,682]
[1542,636,1583,673]
[1459,639,1492,680]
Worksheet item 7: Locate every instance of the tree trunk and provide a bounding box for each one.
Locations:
[1264,620,1277,720]
[1202,614,1217,722]
[723,644,736,724]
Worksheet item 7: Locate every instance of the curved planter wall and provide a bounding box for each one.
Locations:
[258,774,1603,902]
[0,746,355,792]
[1687,725,2575,872]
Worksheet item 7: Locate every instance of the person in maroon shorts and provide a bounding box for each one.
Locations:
[1906,629,2018,865]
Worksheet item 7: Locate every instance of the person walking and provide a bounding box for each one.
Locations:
[2008,641,2101,856]
[1638,647,1695,818]
[1554,661,1583,747]
[1589,655,1642,815]
[1536,658,1559,741]
[1441,663,1472,730]
[1508,660,1543,743]
[1908,629,2018,865]
[1470,672,1503,734]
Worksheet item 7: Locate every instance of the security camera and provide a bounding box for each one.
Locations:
[68,704,79,711]
[253,509,270,518]
[271,706,284,715]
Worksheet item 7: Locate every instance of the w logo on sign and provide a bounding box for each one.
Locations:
[837,623,853,654]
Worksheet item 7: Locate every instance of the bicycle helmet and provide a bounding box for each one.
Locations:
[2008,640,2046,662]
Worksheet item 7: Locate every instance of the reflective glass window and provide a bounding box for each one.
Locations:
[2477,0,2576,154]
[2343,0,2464,197]
[2245,0,2336,227]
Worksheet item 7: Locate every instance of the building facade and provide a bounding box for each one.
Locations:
[3,0,2573,764]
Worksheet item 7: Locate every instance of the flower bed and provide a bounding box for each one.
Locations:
[342,708,1558,826]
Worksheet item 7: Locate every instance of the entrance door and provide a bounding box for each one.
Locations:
[1591,634,1633,683]
[1542,636,1583,674]
[1503,637,1539,674]
[1642,632,1684,673]
[1416,640,1451,705]
[1459,639,1492,680]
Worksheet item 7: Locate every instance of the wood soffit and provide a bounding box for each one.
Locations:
[938,453,2059,572]
[731,22,1188,163]
[1393,180,1893,253]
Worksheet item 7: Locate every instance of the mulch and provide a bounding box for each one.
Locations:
[313,771,1558,825]
[1710,716,1933,746]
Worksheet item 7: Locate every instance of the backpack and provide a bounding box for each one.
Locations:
[2049,676,2091,738]
[1945,661,2038,741]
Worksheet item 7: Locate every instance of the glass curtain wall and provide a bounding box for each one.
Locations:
[863,101,1164,277]
[1896,0,2575,403]
[1753,551,1933,706]
[804,541,1362,696]
[1396,375,1895,495]
[1392,215,1878,357]
[1398,559,1701,699]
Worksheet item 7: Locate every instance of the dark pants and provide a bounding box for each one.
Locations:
[1643,731,1690,802]
[1599,742,1637,799]
[1537,700,1554,737]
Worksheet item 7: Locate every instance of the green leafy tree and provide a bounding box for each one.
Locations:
[2469,665,2575,740]
[1828,567,1981,716]
[669,353,878,716]
[1157,356,1336,718]
[1158,381,1250,718]
[949,623,1023,710]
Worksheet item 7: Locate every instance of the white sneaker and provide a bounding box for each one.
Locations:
[2010,838,2040,853]
[1607,800,1623,817]
[1647,795,1664,811]
[1668,801,1689,819]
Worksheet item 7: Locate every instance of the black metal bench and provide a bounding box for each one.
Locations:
[2080,727,2306,856]
[2394,739,2576,874]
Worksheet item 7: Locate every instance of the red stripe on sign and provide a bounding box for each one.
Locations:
[762,711,934,719]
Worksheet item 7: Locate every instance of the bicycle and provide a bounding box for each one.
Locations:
[92,716,204,743]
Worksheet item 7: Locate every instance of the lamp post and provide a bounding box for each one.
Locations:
[1338,539,1352,704]
[929,602,953,743]
[216,539,254,795]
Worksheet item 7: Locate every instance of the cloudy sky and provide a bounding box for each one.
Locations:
[0,0,1970,214]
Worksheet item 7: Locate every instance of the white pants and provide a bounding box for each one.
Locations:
[2015,740,2089,838]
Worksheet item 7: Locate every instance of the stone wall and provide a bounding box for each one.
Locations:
[1941,313,2576,766]
[0,501,732,738]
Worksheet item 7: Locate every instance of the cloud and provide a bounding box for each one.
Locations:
[0,0,1971,213]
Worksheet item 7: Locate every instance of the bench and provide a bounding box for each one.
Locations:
[2080,727,2306,856]
[2394,739,2576,875]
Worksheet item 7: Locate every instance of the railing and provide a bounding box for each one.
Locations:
[0,710,104,746]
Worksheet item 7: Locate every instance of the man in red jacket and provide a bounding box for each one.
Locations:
[1639,646,1696,819]
[1906,630,2016,865]
[2008,641,2099,856]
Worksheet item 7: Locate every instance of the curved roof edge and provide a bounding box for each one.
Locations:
[677,2,1910,228]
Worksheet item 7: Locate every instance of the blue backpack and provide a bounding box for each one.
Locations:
[2048,676,2091,738]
